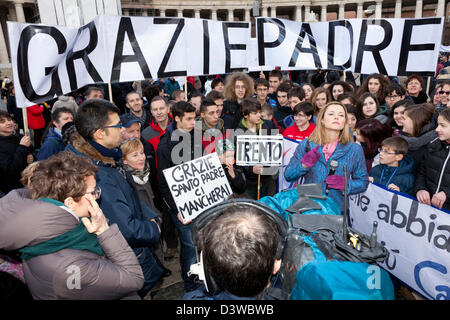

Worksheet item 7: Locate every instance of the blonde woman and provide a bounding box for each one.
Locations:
[285,102,369,213]
[222,72,255,129]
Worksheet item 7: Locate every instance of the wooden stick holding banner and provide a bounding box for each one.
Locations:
[22,107,29,136]
[257,122,262,200]
[426,76,431,97]
[108,83,114,103]
[184,76,188,101]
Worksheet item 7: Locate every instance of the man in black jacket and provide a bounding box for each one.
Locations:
[0,110,33,194]
[157,101,203,292]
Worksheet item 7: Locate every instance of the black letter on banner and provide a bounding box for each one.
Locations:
[222,22,248,73]
[397,18,441,76]
[203,20,210,75]
[111,17,152,82]
[66,20,103,91]
[354,19,393,74]
[289,23,322,69]
[328,21,353,70]
[257,18,285,66]
[17,26,66,103]
[154,18,187,78]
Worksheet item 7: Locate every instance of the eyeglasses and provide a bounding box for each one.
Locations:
[439,91,450,95]
[386,94,400,100]
[86,185,101,199]
[103,123,123,129]
[378,148,398,155]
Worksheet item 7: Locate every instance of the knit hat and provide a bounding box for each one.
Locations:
[52,96,78,114]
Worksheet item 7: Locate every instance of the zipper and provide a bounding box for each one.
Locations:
[435,145,450,194]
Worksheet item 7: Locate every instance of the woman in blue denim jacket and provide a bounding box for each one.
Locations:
[285,102,369,213]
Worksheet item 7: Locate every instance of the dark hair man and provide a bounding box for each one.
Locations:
[125,91,152,130]
[65,99,163,298]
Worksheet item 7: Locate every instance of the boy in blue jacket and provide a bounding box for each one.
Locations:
[369,136,415,195]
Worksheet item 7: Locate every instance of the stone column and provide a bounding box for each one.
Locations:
[271,7,277,18]
[245,8,251,21]
[0,21,10,64]
[228,9,234,21]
[321,5,327,22]
[211,9,217,20]
[375,0,382,19]
[415,0,423,18]
[394,0,402,18]
[14,0,26,22]
[195,9,201,19]
[142,9,148,17]
[177,9,183,17]
[338,3,345,20]
[357,2,363,18]
[262,6,268,17]
[159,8,166,17]
[437,0,446,16]
[304,4,310,21]
[295,6,302,22]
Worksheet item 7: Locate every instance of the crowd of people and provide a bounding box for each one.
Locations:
[0,51,450,300]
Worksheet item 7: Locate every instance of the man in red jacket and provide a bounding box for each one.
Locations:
[141,96,172,153]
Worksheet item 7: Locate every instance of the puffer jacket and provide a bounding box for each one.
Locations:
[414,138,450,211]
[0,189,144,299]
[0,133,30,194]
[285,139,369,213]
[369,155,415,195]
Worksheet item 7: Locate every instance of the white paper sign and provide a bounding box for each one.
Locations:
[349,183,450,300]
[236,135,283,166]
[278,137,303,191]
[163,153,232,223]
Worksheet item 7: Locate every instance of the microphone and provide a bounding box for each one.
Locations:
[325,160,339,196]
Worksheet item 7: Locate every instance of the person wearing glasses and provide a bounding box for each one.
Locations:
[385,84,406,110]
[437,81,450,111]
[0,151,145,299]
[404,74,428,104]
[368,137,415,195]
[65,99,163,298]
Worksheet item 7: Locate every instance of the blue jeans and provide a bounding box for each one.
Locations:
[136,247,163,297]
[169,210,199,292]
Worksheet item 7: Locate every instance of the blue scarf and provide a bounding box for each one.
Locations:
[86,139,123,162]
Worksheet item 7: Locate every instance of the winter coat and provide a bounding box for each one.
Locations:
[194,116,225,151]
[400,124,438,174]
[156,123,204,213]
[26,105,45,130]
[407,91,429,104]
[141,115,173,153]
[0,133,30,194]
[222,100,242,130]
[273,105,292,131]
[37,127,65,161]
[65,132,161,250]
[369,155,415,195]
[164,79,180,99]
[0,188,144,299]
[282,123,316,141]
[285,139,369,213]
[415,138,450,211]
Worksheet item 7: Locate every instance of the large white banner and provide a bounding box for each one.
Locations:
[163,153,232,223]
[349,183,450,300]
[7,16,444,108]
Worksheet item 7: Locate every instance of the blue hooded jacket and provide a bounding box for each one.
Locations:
[369,155,415,195]
[284,139,369,212]
[37,128,65,161]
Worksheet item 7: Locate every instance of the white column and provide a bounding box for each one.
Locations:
[177,9,183,17]
[14,1,26,22]
[245,8,251,21]
[304,5,310,21]
[195,9,201,19]
[295,6,302,22]
[123,8,130,16]
[271,7,277,18]
[211,9,217,20]
[142,9,148,17]
[415,0,423,18]
[357,3,363,18]
[395,0,402,18]
[338,3,345,20]
[375,0,382,19]
[0,21,10,64]
[321,5,327,22]
[160,8,166,17]
[262,6,268,17]
[437,0,446,16]
[228,9,234,21]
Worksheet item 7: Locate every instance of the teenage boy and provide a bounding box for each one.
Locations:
[385,84,406,109]
[261,104,274,122]
[273,82,293,132]
[195,98,224,151]
[369,136,415,195]
[282,102,316,141]
[254,78,271,107]
[283,86,306,129]
[236,98,277,200]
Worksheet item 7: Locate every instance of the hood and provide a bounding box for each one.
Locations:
[397,154,415,174]
[237,118,265,131]
[0,189,79,251]
[46,127,62,140]
[68,131,116,166]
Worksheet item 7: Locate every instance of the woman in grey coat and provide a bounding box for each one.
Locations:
[0,152,144,299]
